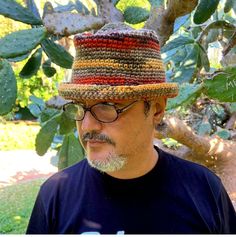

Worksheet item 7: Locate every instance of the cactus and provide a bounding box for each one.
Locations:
[167,83,202,110]
[59,112,76,135]
[20,48,43,78]
[7,52,31,63]
[0,0,42,25]
[204,67,236,102]
[58,133,84,170]
[42,59,56,77]
[0,60,17,115]
[26,0,41,20]
[193,0,220,24]
[41,39,73,69]
[36,114,61,156]
[43,12,104,35]
[0,27,47,59]
[124,7,149,24]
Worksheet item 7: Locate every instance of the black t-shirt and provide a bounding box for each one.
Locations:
[26,147,236,234]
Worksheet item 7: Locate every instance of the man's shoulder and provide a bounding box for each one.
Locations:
[40,159,89,192]
[157,147,221,186]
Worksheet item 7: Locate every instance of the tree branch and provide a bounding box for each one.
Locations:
[145,0,198,46]
[222,29,236,56]
[155,116,236,162]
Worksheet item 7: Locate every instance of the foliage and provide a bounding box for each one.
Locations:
[0,0,236,169]
[0,121,40,150]
[0,60,17,115]
[0,178,45,234]
[0,15,29,38]
[41,39,73,69]
[16,67,64,108]
[166,83,202,110]
[58,133,84,170]
[203,67,236,102]
[19,48,43,79]
[0,0,42,25]
[193,0,220,24]
[0,28,47,59]
[162,138,182,150]
[123,6,149,24]
[27,95,84,169]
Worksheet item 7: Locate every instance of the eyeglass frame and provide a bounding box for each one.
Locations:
[62,100,138,123]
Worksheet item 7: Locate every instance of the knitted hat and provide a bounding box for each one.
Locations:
[58,23,178,101]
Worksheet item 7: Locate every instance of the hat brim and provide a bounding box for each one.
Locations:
[58,83,178,101]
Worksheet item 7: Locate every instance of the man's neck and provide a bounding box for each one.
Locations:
[106,147,158,180]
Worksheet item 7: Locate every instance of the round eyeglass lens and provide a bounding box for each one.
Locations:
[91,103,118,122]
[65,104,84,120]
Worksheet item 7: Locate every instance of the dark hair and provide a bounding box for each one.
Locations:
[144,101,151,116]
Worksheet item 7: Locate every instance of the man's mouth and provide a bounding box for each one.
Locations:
[82,132,116,147]
[85,139,107,147]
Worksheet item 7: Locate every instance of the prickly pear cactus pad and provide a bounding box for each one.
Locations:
[0,27,47,59]
[204,67,236,102]
[0,60,17,115]
[0,0,42,25]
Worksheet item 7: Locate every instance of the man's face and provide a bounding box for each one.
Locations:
[76,99,164,173]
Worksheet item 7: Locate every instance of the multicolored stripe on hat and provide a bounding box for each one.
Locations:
[59,23,178,101]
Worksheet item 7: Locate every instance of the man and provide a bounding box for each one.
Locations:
[26,23,236,234]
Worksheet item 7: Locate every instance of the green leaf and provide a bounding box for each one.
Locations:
[0,60,17,115]
[168,45,188,67]
[193,0,220,24]
[173,43,199,83]
[19,48,42,78]
[224,0,236,13]
[214,129,231,140]
[42,59,56,77]
[148,0,164,7]
[58,133,84,170]
[0,60,3,70]
[41,39,73,69]
[230,102,236,113]
[27,103,42,117]
[162,138,181,150]
[74,0,90,14]
[40,108,60,123]
[124,7,149,24]
[59,112,76,135]
[161,36,194,53]
[203,67,236,102]
[174,14,190,32]
[112,0,121,6]
[29,95,45,109]
[167,83,202,110]
[198,122,212,136]
[0,27,47,59]
[26,0,41,19]
[7,52,30,62]
[0,0,42,25]
[36,114,61,156]
[197,43,210,72]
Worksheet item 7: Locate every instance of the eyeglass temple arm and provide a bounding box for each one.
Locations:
[116,101,138,114]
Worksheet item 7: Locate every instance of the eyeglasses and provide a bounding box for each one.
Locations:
[63,101,138,123]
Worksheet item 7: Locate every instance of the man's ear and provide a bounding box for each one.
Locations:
[153,97,167,125]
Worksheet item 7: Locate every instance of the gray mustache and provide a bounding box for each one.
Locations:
[82,131,115,146]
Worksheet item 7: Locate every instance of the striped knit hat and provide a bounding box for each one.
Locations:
[59,23,178,101]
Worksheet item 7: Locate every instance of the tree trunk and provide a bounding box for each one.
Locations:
[155,116,236,207]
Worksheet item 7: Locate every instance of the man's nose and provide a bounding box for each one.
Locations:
[80,111,102,132]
